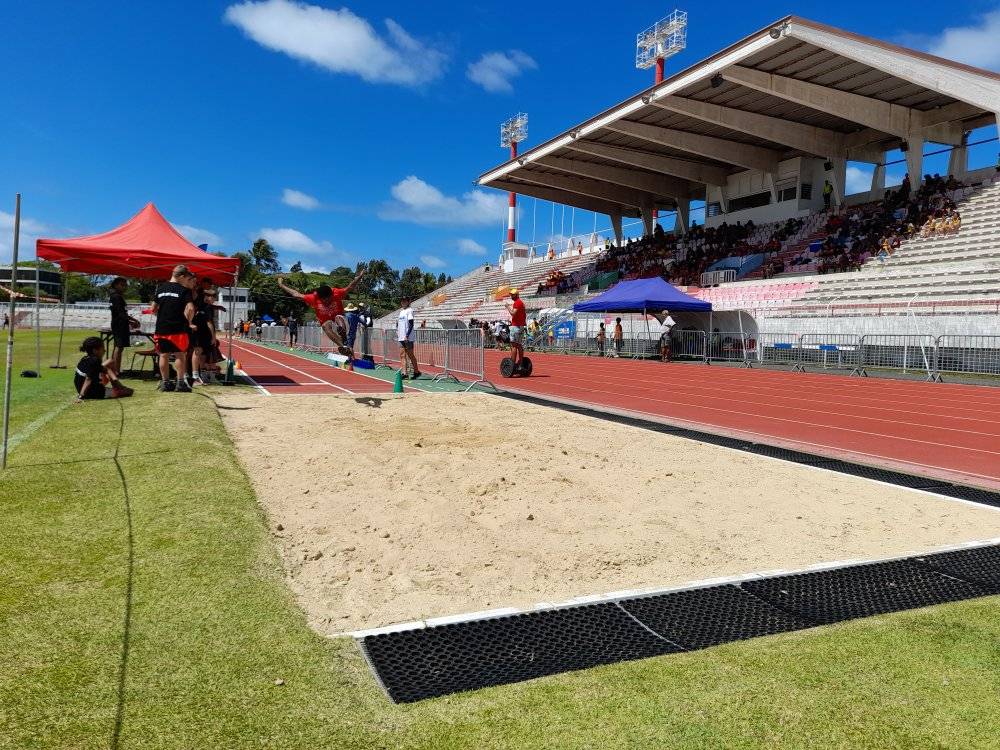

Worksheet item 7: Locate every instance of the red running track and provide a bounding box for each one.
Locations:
[230,341,411,395]
[486,350,1000,491]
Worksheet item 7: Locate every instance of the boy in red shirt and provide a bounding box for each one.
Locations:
[277,270,365,356]
[504,288,527,365]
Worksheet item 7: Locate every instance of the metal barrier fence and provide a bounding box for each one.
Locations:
[936,335,1000,376]
[254,324,999,381]
[376,327,487,390]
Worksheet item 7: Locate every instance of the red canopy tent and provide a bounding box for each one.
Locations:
[36,202,239,285]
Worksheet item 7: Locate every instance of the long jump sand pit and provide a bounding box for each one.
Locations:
[219,391,1000,634]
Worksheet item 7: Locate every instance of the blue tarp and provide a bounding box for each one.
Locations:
[573,277,712,313]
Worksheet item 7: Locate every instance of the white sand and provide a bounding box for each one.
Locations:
[218,392,1000,634]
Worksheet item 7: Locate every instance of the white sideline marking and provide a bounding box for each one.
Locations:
[231,343,353,394]
[343,535,1000,639]
[6,400,71,453]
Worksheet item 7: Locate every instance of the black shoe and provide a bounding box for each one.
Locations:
[157,380,175,392]
[176,380,192,393]
[411,370,422,380]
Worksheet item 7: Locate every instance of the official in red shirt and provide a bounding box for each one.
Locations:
[277,270,365,356]
[505,289,527,365]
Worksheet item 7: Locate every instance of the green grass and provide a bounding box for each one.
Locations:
[3,347,1000,748]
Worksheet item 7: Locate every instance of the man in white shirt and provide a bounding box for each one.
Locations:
[396,297,421,379]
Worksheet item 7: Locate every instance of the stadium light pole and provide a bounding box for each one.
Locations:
[636,10,687,228]
[500,113,528,245]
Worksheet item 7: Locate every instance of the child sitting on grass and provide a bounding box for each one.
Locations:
[74,336,134,402]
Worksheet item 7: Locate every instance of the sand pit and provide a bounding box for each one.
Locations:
[218,392,1000,634]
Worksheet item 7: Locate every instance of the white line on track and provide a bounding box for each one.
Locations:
[497,386,1000,489]
[232,343,354,394]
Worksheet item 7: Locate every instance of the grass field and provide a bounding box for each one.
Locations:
[4,330,1000,748]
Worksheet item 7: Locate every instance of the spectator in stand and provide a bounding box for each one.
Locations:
[74,336,133,401]
[151,265,196,393]
[108,276,140,376]
[596,323,606,356]
[613,317,623,356]
[577,242,583,255]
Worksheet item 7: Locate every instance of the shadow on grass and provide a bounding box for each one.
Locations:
[110,399,135,750]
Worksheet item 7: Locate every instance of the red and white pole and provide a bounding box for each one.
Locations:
[651,58,664,228]
[507,142,518,244]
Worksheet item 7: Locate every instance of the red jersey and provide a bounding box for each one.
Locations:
[510,298,526,327]
[302,288,346,324]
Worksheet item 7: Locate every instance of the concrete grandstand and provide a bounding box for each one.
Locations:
[377,15,999,341]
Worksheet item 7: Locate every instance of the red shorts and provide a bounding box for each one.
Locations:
[155,333,189,353]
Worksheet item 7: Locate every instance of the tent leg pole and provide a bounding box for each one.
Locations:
[224,276,236,385]
[2,194,22,470]
[52,273,68,368]
[34,251,41,377]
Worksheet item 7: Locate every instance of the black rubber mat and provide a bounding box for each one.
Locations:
[914,546,1000,593]
[493,391,1000,509]
[360,546,1000,702]
[360,603,681,703]
[741,559,988,625]
[620,584,810,650]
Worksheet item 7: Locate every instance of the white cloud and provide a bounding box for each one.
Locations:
[379,176,507,227]
[224,0,446,86]
[456,238,487,255]
[926,9,1000,70]
[257,227,354,266]
[281,188,320,210]
[173,223,223,248]
[0,212,51,263]
[419,254,447,269]
[466,50,537,93]
[845,165,873,195]
[258,227,331,254]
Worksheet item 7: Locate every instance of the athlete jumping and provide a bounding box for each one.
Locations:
[277,269,365,357]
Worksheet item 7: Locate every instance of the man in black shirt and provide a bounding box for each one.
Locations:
[151,264,196,392]
[108,277,140,375]
[190,284,219,385]
[286,315,298,348]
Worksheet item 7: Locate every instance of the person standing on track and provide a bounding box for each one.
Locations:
[397,296,421,379]
[505,288,526,365]
[286,315,298,349]
[613,317,623,357]
[277,269,365,357]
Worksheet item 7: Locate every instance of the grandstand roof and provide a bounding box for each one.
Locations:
[478,16,1000,218]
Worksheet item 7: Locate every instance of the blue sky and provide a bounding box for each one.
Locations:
[2,1,999,276]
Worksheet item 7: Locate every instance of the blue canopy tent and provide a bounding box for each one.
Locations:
[573,277,711,314]
[573,277,714,349]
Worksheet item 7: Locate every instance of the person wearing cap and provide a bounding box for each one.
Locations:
[108,276,140,376]
[151,264,196,392]
[505,288,526,366]
[345,302,360,348]
[396,296,421,379]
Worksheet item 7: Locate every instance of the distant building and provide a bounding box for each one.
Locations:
[0,266,62,298]
[218,287,255,323]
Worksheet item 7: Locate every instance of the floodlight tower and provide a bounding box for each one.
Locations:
[636,9,687,84]
[500,113,528,244]
[637,10,687,224]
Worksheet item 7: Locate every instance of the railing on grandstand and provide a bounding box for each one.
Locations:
[700,269,737,287]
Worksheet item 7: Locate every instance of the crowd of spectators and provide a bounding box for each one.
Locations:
[788,173,966,275]
[597,225,678,280]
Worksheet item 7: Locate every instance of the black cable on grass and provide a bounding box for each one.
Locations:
[110,398,134,750]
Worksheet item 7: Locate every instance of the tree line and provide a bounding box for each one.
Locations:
[234,239,452,320]
[6,240,453,320]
